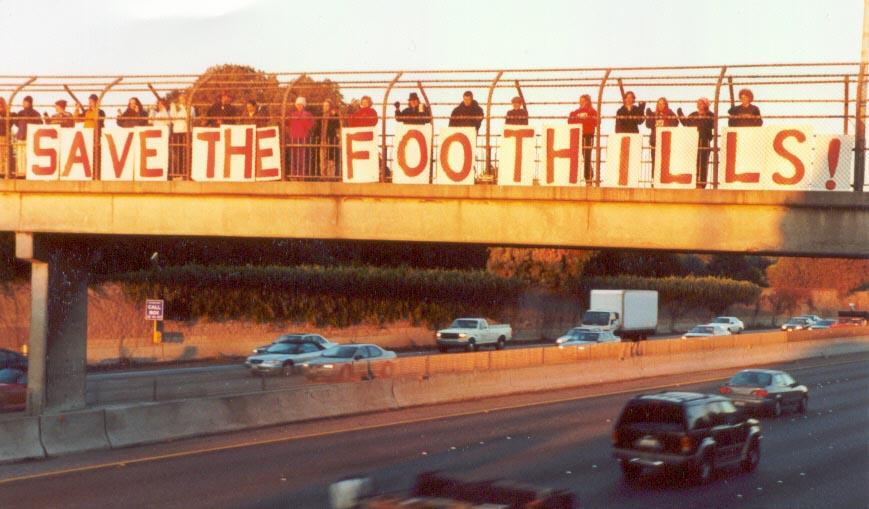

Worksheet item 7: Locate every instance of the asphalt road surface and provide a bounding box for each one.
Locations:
[0,353,865,508]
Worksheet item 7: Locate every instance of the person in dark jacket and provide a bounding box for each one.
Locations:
[614,91,646,133]
[505,96,529,126]
[45,100,75,128]
[645,97,679,178]
[677,97,716,188]
[206,90,239,127]
[117,97,149,127]
[395,92,432,125]
[317,98,342,176]
[448,91,484,131]
[727,88,762,127]
[0,97,8,175]
[241,99,268,127]
[13,96,43,176]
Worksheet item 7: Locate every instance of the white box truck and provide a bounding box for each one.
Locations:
[580,289,658,341]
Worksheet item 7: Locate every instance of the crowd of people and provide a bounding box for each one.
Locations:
[0,87,763,184]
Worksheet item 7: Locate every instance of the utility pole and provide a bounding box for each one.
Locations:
[854,0,868,191]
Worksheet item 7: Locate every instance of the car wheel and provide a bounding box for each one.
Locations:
[741,440,761,472]
[621,462,641,482]
[797,396,808,414]
[282,362,295,377]
[437,345,447,353]
[772,399,782,418]
[467,339,478,352]
[496,337,505,350]
[692,453,714,485]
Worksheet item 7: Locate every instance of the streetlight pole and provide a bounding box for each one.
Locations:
[854,0,868,191]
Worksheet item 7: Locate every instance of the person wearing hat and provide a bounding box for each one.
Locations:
[13,96,42,176]
[74,94,106,130]
[505,96,528,126]
[677,97,716,188]
[727,88,762,127]
[45,99,75,128]
[286,96,314,175]
[205,90,238,127]
[394,92,432,125]
[448,91,484,131]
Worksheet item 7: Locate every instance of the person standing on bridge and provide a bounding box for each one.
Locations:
[395,92,432,125]
[505,96,529,126]
[0,98,8,176]
[206,90,239,127]
[316,99,342,177]
[645,97,678,180]
[169,93,191,176]
[347,96,378,128]
[44,100,75,128]
[677,97,715,188]
[149,98,172,130]
[13,96,42,177]
[286,96,314,176]
[74,94,106,130]
[117,97,149,127]
[242,99,268,127]
[448,91,484,132]
[568,94,599,182]
[727,88,763,127]
[614,91,645,134]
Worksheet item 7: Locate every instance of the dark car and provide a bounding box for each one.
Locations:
[719,369,808,417]
[0,349,27,370]
[0,368,27,412]
[612,391,762,485]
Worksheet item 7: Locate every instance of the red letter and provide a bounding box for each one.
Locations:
[545,127,580,184]
[396,129,429,178]
[62,130,92,178]
[344,130,374,180]
[439,132,473,182]
[771,129,806,185]
[255,127,279,179]
[105,131,135,178]
[196,130,221,179]
[618,136,631,186]
[138,129,164,179]
[224,127,254,179]
[658,131,692,185]
[504,128,534,183]
[724,131,760,183]
[31,129,58,176]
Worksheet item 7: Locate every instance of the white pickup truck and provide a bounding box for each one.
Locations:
[436,318,512,352]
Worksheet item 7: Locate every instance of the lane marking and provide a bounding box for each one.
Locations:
[0,355,865,486]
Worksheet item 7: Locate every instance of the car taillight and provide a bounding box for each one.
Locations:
[719,386,732,395]
[751,389,768,397]
[679,435,693,454]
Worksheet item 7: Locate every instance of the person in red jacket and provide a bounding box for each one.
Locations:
[346,96,378,128]
[644,97,678,179]
[286,96,315,176]
[567,94,598,182]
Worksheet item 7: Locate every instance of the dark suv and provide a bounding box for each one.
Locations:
[612,391,762,484]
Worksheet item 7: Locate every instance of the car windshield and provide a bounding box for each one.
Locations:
[450,320,479,329]
[787,318,808,325]
[276,335,304,342]
[322,346,358,359]
[620,401,685,429]
[565,329,599,341]
[729,371,772,386]
[265,343,311,354]
[689,326,714,334]
[0,368,21,384]
[582,311,610,326]
[712,318,730,324]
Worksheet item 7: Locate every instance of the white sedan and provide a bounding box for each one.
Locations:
[556,328,621,347]
[682,324,732,339]
[709,316,745,334]
[245,341,330,376]
[300,344,397,381]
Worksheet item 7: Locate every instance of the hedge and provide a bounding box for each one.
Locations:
[108,264,525,328]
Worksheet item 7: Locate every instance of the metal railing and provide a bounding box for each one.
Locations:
[1,62,865,191]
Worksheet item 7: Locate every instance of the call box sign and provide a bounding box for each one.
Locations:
[146,299,164,321]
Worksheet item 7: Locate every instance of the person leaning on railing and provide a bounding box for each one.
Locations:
[677,97,715,188]
[12,96,42,177]
[346,95,378,128]
[286,96,314,175]
[0,97,8,175]
[316,99,342,177]
[394,92,432,125]
[505,96,528,126]
[727,88,763,127]
[206,90,239,127]
[149,98,172,129]
[645,97,678,178]
[44,100,75,128]
[448,91,484,132]
[614,91,646,134]
[169,93,191,175]
[117,97,149,127]
[74,94,106,129]
[241,99,269,127]
[568,94,599,182]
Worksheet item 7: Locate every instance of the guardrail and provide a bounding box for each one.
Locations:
[1,62,865,190]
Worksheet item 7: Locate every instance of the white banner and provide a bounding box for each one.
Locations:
[101,128,137,181]
[254,126,282,181]
[59,127,95,181]
[392,124,432,184]
[719,127,770,190]
[809,134,854,192]
[25,126,61,180]
[654,127,699,189]
[341,127,379,183]
[134,126,169,181]
[497,126,536,186]
[540,124,583,186]
[435,127,476,185]
[602,133,642,188]
[191,127,226,181]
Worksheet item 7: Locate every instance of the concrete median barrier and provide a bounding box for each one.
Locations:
[0,416,45,462]
[40,409,110,456]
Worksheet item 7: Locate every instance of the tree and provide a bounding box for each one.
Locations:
[487,248,594,291]
[766,257,869,295]
[581,250,684,278]
[707,254,771,286]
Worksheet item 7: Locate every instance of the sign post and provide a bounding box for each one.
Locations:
[145,299,164,344]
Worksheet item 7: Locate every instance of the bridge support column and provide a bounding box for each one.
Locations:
[16,233,91,414]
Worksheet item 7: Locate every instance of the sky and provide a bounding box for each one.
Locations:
[0,0,863,75]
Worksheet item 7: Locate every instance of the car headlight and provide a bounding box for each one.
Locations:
[436,332,442,338]
[458,333,467,338]
[322,364,334,369]
[300,363,310,368]
[555,338,567,344]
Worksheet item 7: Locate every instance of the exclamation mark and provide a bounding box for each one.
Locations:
[826,138,841,190]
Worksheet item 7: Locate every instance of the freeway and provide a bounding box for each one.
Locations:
[0,354,865,508]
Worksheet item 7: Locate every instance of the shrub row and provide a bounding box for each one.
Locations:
[108,264,525,328]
